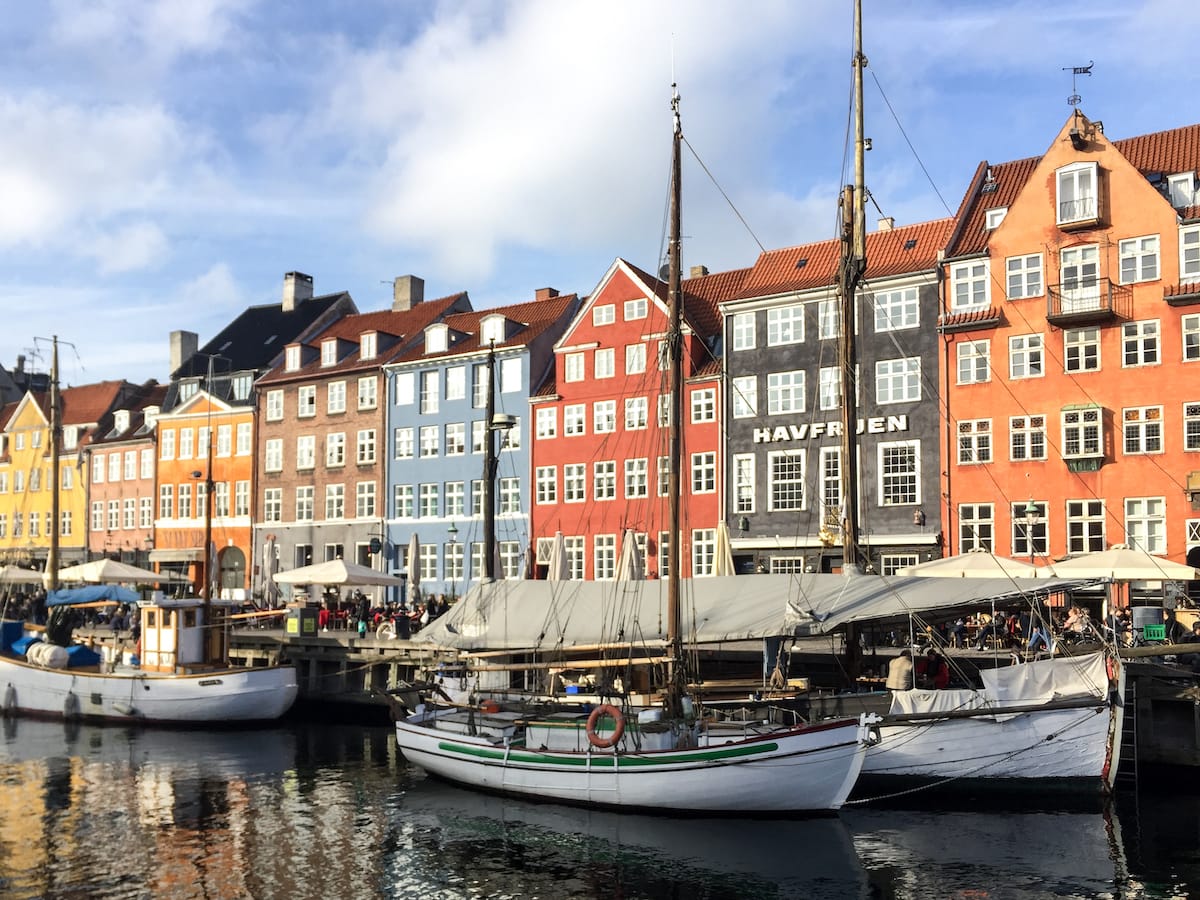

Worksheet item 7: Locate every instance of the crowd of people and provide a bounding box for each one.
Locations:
[314,589,451,638]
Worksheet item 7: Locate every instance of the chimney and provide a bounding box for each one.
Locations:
[689,265,709,278]
[534,287,560,301]
[878,217,895,232]
[392,275,425,312]
[282,271,314,311]
[170,330,198,375]
[15,355,24,377]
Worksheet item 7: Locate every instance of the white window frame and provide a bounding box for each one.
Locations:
[266,389,284,421]
[732,312,755,351]
[1119,235,1159,284]
[1006,253,1043,299]
[1180,224,1200,283]
[766,305,804,346]
[876,358,921,403]
[1062,407,1103,459]
[1064,327,1101,373]
[950,260,989,310]
[1009,414,1048,462]
[733,453,755,514]
[767,449,806,512]
[879,440,920,507]
[766,371,805,415]
[593,460,616,501]
[1056,161,1097,225]
[956,340,990,385]
[625,343,646,374]
[592,304,615,326]
[1122,406,1163,455]
[958,502,995,552]
[1122,320,1160,368]
[564,352,584,383]
[873,287,918,332]
[1125,497,1166,555]
[731,376,757,418]
[1009,334,1044,380]
[957,419,993,465]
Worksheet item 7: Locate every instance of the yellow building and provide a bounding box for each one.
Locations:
[0,380,138,569]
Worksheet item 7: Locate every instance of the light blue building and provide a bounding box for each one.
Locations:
[384,290,578,602]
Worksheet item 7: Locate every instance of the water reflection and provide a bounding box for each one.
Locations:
[0,719,1195,899]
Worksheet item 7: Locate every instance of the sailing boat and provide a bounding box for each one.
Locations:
[803,0,1125,792]
[393,89,880,814]
[0,337,298,724]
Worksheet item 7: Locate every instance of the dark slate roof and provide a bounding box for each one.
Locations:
[172,291,353,379]
[89,382,167,446]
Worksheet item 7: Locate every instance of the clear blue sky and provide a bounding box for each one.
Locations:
[3,0,1198,387]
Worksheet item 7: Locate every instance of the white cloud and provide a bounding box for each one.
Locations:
[85,221,170,274]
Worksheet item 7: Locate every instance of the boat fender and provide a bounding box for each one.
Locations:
[479,699,501,715]
[1105,654,1119,684]
[2,684,14,716]
[376,621,396,640]
[63,692,80,721]
[585,703,625,749]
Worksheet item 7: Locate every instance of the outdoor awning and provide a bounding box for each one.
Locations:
[148,548,204,563]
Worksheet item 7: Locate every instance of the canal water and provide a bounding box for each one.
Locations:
[0,717,1195,900]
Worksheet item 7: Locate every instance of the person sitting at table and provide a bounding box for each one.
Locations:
[974,612,1005,650]
[915,648,949,689]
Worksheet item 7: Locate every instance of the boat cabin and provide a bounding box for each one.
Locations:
[139,596,232,673]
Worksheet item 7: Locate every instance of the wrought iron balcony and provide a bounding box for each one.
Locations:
[1047,278,1132,326]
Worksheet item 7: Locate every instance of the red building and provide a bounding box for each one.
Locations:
[529,259,746,579]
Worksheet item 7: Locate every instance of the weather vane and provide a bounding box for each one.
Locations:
[1063,62,1093,108]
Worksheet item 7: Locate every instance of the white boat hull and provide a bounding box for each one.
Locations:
[396,708,877,813]
[0,654,298,724]
[862,653,1123,789]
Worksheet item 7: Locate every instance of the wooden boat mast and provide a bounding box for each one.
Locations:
[483,341,498,581]
[47,336,61,593]
[665,86,686,715]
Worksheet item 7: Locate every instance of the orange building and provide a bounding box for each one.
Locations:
[939,112,1200,585]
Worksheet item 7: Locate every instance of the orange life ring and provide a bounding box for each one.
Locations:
[585,703,625,749]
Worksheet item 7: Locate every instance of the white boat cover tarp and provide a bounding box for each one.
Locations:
[889,689,985,716]
[418,573,1092,651]
[979,651,1108,704]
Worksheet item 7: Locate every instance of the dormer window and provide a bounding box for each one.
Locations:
[114,410,130,433]
[1168,173,1196,208]
[1056,162,1098,226]
[179,380,199,402]
[984,207,1008,230]
[426,324,448,354]
[285,345,301,371]
[361,332,377,360]
[480,315,506,345]
[321,339,338,367]
[232,373,252,401]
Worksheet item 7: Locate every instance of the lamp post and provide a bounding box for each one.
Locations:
[447,521,459,600]
[1024,499,1040,566]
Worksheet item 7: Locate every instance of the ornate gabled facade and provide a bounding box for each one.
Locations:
[939,112,1200,583]
[529,259,742,580]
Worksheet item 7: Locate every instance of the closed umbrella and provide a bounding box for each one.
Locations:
[615,528,645,581]
[713,520,736,577]
[547,531,568,582]
[407,533,421,600]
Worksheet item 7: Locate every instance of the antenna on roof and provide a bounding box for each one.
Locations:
[1063,61,1093,108]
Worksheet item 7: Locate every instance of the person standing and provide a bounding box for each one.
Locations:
[885,649,914,691]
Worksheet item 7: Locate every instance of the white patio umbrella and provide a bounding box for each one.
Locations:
[0,565,46,585]
[615,528,645,581]
[896,548,1045,579]
[1050,545,1200,581]
[546,531,568,582]
[272,558,406,587]
[57,558,190,584]
[407,533,421,598]
[713,520,736,577]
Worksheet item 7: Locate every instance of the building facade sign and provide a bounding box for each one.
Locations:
[752,415,909,444]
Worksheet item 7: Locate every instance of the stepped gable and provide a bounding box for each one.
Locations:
[172,290,352,380]
[739,217,955,299]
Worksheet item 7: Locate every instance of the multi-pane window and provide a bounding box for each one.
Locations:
[564,353,585,383]
[564,464,586,502]
[216,424,232,458]
[877,358,921,403]
[444,542,464,582]
[264,488,282,523]
[328,381,346,414]
[1119,235,1159,284]
[818,298,839,339]
[1012,500,1048,559]
[767,371,805,415]
[873,287,918,331]
[625,343,646,375]
[692,529,716,577]
[1066,499,1105,553]
[296,436,316,469]
[733,453,755,514]
[768,449,805,511]
[1010,415,1047,461]
[594,535,616,580]
[471,420,486,453]
[819,447,841,523]
[880,554,919,577]
[594,348,615,379]
[158,484,174,519]
[141,449,153,478]
[563,536,584,580]
[499,477,520,515]
[819,367,840,411]
[394,484,413,518]
[159,430,175,460]
[419,483,439,518]
[957,341,990,384]
[1060,245,1100,312]
[357,429,377,464]
[564,404,585,436]
[357,375,378,411]
[691,389,716,423]
[265,439,283,472]
[624,297,647,320]
[1183,314,1200,362]
[296,486,314,521]
[139,497,152,528]
[326,433,346,467]
[444,481,465,517]
[235,480,250,517]
[594,461,616,500]
[1064,327,1101,372]
[657,394,671,428]
[594,400,616,433]
[767,305,804,345]
[958,503,994,552]
[1062,407,1103,458]
[691,452,716,493]
[1009,334,1043,379]
[624,458,648,498]
[297,386,316,417]
[394,372,415,405]
[1126,497,1166,554]
[420,372,439,414]
[177,484,192,519]
[419,425,439,458]
[213,482,230,518]
[1181,225,1200,282]
[394,427,414,459]
[950,260,989,309]
[536,407,557,439]
[535,466,557,504]
[236,423,252,456]
[1123,320,1160,367]
[957,419,992,464]
[657,456,670,497]
[1057,162,1097,224]
[732,312,755,350]
[445,366,466,401]
[266,389,284,421]
[1123,406,1163,454]
[444,423,465,456]
[1185,402,1200,451]
[108,452,121,481]
[879,441,920,506]
[472,364,489,407]
[624,397,648,430]
[592,304,615,325]
[731,376,757,418]
[1006,254,1043,299]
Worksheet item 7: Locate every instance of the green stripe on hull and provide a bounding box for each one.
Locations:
[435,740,782,767]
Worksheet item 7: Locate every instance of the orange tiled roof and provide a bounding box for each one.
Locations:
[29,380,132,427]
[623,260,751,338]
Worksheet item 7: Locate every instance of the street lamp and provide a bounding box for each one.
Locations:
[1024,499,1040,566]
